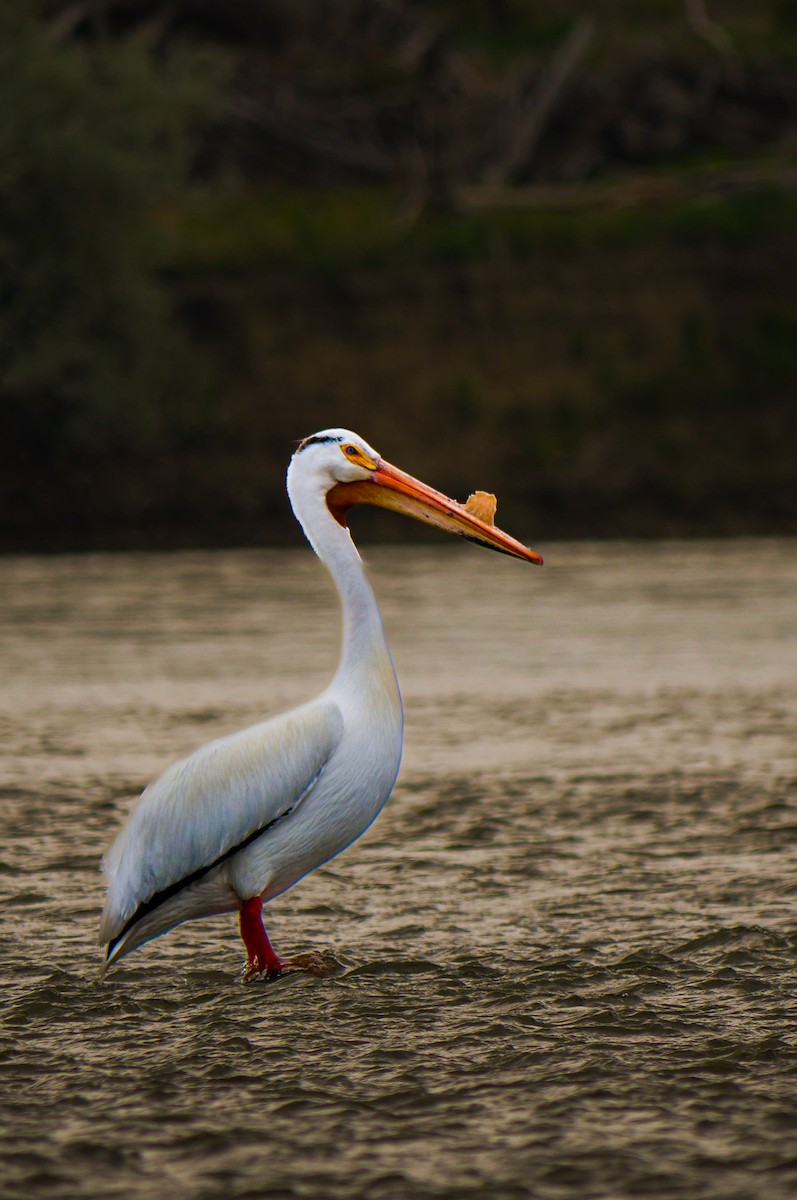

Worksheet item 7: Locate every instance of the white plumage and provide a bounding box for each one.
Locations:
[99,429,541,977]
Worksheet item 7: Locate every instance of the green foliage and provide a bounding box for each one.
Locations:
[0,10,221,467]
[433,1,575,62]
[160,179,797,283]
[733,303,797,393]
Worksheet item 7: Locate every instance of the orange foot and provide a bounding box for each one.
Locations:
[241,948,345,984]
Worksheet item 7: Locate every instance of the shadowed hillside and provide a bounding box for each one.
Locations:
[3,2,797,548]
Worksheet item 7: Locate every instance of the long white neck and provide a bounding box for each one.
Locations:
[287,472,396,695]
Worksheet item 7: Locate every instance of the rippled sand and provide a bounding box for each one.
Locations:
[1,542,796,1200]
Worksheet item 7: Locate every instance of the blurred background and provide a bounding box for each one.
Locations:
[2,0,796,551]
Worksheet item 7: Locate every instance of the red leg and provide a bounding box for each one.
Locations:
[239,896,284,975]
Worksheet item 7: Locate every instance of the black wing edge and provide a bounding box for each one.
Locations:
[105,805,294,962]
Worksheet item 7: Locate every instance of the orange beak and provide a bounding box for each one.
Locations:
[327,459,543,565]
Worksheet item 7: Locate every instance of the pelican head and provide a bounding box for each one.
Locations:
[288,428,542,565]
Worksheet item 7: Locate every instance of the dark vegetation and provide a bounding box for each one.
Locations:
[2,2,797,549]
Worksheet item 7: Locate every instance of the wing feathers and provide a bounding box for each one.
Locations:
[99,699,343,946]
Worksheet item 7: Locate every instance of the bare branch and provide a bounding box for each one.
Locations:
[230,99,397,179]
[460,159,797,213]
[485,17,595,186]
[683,0,734,56]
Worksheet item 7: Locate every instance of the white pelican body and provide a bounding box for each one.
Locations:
[99,430,542,975]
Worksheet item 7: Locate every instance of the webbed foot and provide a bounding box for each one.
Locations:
[281,949,346,978]
[240,948,345,984]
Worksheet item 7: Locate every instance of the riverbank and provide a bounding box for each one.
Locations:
[3,184,795,551]
[3,5,797,551]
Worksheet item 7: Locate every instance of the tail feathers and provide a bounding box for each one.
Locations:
[98,872,238,973]
[101,925,137,973]
[97,899,140,974]
[98,900,126,949]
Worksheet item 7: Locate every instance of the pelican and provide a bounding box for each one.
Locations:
[99,430,542,977]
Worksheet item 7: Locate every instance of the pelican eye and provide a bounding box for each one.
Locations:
[340,443,376,469]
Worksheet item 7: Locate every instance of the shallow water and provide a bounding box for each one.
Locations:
[1,540,796,1200]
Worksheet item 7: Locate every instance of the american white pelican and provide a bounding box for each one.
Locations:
[99,430,542,978]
